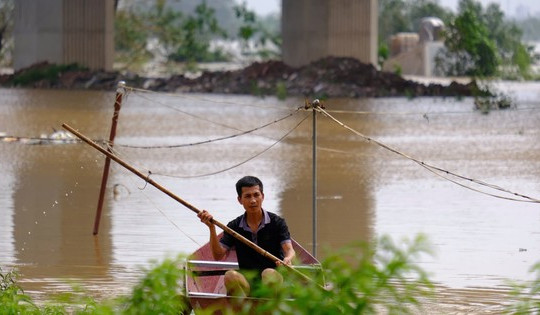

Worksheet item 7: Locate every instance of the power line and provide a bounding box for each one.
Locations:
[315,105,540,203]
[116,108,302,149]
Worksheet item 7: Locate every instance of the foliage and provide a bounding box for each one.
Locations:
[436,0,536,79]
[0,236,437,314]
[275,81,287,100]
[115,1,229,70]
[0,267,40,314]
[9,236,540,314]
[114,9,153,67]
[378,0,452,42]
[122,255,190,314]
[379,0,537,80]
[1,255,190,315]
[437,8,498,77]
[114,0,280,72]
[506,262,540,314]
[8,63,88,86]
[378,43,389,69]
[168,2,228,63]
[234,2,281,59]
[378,0,453,70]
[474,92,514,114]
[243,234,435,314]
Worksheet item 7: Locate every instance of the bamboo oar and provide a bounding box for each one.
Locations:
[62,123,319,285]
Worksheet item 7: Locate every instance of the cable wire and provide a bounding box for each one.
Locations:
[315,106,540,203]
[124,85,293,112]
[151,113,310,178]
[116,107,302,149]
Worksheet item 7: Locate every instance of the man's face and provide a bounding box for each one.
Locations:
[238,185,264,214]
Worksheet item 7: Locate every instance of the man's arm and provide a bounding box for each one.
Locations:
[198,210,227,260]
[280,241,295,266]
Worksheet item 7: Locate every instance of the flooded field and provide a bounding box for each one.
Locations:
[1,83,539,312]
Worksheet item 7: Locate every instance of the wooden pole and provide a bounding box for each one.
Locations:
[63,123,319,285]
[93,81,125,235]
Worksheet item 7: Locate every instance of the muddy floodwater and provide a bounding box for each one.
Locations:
[1,82,539,313]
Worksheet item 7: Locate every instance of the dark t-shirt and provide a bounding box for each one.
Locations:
[220,210,291,272]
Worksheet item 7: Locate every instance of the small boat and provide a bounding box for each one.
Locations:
[184,232,322,314]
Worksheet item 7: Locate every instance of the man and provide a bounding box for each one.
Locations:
[198,175,295,296]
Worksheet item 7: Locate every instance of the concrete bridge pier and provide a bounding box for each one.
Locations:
[282,0,378,67]
[14,0,114,71]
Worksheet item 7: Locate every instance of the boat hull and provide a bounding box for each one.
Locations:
[185,233,320,314]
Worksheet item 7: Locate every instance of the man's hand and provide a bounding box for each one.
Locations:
[198,210,214,229]
[198,209,226,260]
[283,256,293,265]
[277,242,295,267]
[276,256,293,267]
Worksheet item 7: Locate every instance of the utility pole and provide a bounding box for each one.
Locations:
[306,99,321,257]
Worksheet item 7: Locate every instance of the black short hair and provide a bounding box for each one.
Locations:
[235,176,263,197]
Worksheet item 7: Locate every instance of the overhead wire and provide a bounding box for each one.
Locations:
[151,112,310,178]
[124,84,294,112]
[116,107,302,149]
[315,106,540,203]
[323,104,540,116]
[110,87,540,204]
[127,88,247,132]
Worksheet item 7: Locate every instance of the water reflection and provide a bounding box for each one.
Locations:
[13,145,111,270]
[281,106,376,255]
[2,88,116,299]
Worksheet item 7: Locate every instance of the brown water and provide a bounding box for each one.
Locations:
[1,84,539,312]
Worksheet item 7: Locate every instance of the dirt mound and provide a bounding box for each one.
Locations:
[0,57,483,98]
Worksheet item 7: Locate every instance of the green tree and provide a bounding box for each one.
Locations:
[234,2,281,59]
[168,2,228,63]
[379,0,452,42]
[115,0,278,72]
[115,0,229,70]
[438,8,498,76]
[379,0,412,43]
[437,0,536,78]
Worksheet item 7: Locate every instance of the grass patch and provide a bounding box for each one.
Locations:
[9,63,88,86]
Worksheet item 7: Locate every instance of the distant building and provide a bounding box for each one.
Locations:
[383,17,445,77]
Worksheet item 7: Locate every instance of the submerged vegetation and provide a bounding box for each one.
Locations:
[2,235,540,313]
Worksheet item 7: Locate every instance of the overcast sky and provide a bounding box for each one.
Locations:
[241,0,540,18]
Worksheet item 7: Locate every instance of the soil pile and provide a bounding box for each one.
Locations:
[0,57,481,98]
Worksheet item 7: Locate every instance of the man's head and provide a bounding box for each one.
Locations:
[235,176,263,197]
[236,176,264,213]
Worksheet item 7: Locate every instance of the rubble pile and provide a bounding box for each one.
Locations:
[0,57,481,98]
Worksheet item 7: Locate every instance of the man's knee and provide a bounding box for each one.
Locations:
[224,270,250,296]
[261,268,283,287]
